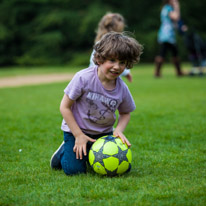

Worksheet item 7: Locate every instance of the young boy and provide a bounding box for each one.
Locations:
[50,32,143,175]
[89,12,133,82]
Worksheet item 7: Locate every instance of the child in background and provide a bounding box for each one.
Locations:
[90,12,133,82]
[50,32,143,175]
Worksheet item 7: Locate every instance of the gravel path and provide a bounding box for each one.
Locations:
[0,73,74,88]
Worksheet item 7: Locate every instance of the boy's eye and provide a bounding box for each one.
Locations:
[120,61,126,65]
[119,60,126,65]
[109,59,126,65]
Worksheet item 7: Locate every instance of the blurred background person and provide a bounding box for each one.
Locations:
[154,0,184,77]
[178,20,206,76]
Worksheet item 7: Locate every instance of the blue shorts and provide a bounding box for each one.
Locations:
[61,131,113,175]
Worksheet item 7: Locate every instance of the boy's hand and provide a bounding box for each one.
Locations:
[73,134,96,159]
[113,130,131,147]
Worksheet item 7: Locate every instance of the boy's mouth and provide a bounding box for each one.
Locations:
[110,70,120,75]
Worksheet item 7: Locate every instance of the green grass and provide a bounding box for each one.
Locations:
[0,64,206,206]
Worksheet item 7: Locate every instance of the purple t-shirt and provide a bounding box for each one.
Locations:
[61,66,136,135]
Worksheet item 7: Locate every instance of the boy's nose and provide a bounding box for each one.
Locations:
[113,62,120,68]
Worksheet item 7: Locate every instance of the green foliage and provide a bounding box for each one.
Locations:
[0,64,206,205]
[68,51,92,67]
[135,31,159,62]
[0,0,206,66]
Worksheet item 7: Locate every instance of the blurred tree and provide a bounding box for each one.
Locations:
[0,0,205,66]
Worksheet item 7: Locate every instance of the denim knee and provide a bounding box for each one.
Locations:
[61,132,88,175]
[61,159,86,175]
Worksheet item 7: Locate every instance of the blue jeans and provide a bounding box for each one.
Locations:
[61,131,112,175]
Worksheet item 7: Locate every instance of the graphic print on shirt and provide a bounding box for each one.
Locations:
[86,91,118,125]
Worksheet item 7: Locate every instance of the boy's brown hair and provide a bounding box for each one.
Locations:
[93,32,143,69]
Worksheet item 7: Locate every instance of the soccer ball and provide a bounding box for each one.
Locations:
[88,135,132,176]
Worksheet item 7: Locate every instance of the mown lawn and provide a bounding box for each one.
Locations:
[0,64,206,206]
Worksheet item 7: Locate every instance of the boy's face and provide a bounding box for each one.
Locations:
[98,58,126,81]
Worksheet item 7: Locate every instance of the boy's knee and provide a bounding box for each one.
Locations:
[62,161,86,175]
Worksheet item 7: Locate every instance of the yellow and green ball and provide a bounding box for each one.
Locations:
[89,135,132,176]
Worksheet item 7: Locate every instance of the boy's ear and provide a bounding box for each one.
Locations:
[96,59,101,65]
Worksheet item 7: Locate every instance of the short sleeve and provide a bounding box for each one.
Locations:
[120,68,130,77]
[166,5,173,14]
[89,50,96,67]
[64,72,84,100]
[118,85,136,114]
